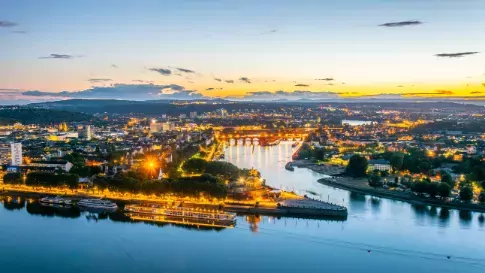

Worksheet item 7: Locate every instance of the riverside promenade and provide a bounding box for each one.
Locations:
[318,177,485,213]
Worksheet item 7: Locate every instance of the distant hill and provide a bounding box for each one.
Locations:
[27,99,484,116]
[0,107,95,125]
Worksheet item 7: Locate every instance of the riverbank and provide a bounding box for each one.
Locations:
[1,185,348,218]
[318,177,485,213]
[290,160,345,176]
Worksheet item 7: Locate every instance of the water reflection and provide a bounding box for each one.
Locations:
[370,197,381,214]
[478,214,485,227]
[246,214,261,233]
[26,202,81,218]
[2,196,26,210]
[348,192,367,213]
[459,210,473,228]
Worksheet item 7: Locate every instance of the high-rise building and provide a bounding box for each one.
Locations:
[219,108,228,118]
[85,125,92,140]
[10,143,22,166]
[189,111,197,119]
[79,125,93,140]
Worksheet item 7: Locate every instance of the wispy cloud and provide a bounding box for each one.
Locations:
[261,29,277,35]
[239,77,251,84]
[88,78,112,83]
[295,84,309,87]
[111,64,118,68]
[132,79,154,84]
[435,52,479,58]
[175,67,195,74]
[379,20,423,27]
[0,21,17,27]
[401,90,455,96]
[21,83,203,100]
[471,91,483,94]
[205,87,222,91]
[214,78,222,82]
[149,68,172,75]
[11,30,27,34]
[315,78,334,81]
[225,80,234,84]
[39,54,82,59]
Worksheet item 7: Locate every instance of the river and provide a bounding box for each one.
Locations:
[1,142,484,273]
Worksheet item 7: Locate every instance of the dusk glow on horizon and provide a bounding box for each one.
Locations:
[1,0,485,103]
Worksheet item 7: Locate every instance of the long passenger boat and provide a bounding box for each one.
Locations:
[40,196,73,206]
[125,204,237,223]
[77,199,118,211]
[126,212,236,228]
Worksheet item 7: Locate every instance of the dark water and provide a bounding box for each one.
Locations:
[1,143,484,273]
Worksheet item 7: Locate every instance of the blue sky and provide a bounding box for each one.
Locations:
[1,0,485,102]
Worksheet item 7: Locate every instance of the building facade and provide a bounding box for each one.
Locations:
[10,143,22,166]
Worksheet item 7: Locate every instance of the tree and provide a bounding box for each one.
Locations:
[346,155,368,178]
[441,172,454,188]
[368,173,383,188]
[93,176,109,193]
[3,173,23,185]
[65,175,79,192]
[65,152,85,166]
[390,154,404,172]
[182,158,208,174]
[426,182,439,198]
[411,181,427,195]
[459,186,474,202]
[205,161,240,181]
[437,183,451,199]
[478,191,485,204]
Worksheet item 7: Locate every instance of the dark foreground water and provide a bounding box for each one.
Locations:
[1,142,484,273]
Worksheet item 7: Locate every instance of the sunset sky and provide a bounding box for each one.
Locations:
[1,0,485,103]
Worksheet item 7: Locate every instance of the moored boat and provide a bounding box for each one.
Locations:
[126,212,236,228]
[125,204,237,223]
[77,199,118,211]
[40,196,73,206]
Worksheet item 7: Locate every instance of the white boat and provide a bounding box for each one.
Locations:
[237,139,243,145]
[77,199,118,211]
[125,204,236,223]
[229,139,236,146]
[40,196,73,206]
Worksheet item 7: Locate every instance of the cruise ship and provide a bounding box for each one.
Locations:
[40,196,73,207]
[126,213,236,228]
[77,199,118,211]
[125,204,237,223]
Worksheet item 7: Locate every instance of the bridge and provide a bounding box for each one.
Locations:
[214,128,316,142]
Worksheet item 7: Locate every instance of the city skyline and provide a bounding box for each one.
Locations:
[1,0,485,103]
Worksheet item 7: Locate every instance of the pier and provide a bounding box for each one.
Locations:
[223,197,347,218]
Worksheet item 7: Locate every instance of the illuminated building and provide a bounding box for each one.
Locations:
[10,143,22,166]
[367,159,391,172]
[150,120,163,133]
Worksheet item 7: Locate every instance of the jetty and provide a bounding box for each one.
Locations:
[223,197,347,218]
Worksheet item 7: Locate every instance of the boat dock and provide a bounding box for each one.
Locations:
[223,198,347,218]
